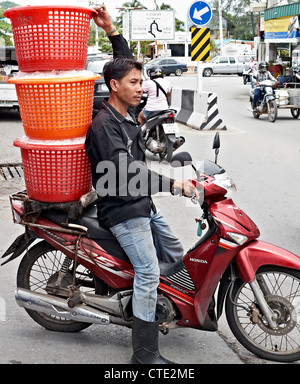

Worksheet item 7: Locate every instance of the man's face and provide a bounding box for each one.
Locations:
[113,68,143,107]
[261,65,267,73]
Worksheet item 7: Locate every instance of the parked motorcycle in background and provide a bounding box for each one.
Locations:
[142,108,185,162]
[249,79,278,122]
[242,65,252,85]
[134,92,185,163]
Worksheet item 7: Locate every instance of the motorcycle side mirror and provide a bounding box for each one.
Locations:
[170,152,193,167]
[213,132,220,149]
[212,132,220,164]
[171,152,201,180]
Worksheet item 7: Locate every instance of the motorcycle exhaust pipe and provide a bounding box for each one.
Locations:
[15,288,111,325]
[173,136,185,151]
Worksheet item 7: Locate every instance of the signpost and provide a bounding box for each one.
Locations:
[188,1,213,91]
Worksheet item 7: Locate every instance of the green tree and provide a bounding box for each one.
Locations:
[0,8,12,45]
[211,0,258,40]
[0,2,20,45]
[115,0,146,28]
[159,2,184,32]
[0,1,19,10]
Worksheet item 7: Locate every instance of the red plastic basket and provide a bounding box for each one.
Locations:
[9,75,99,140]
[4,6,97,72]
[14,137,92,203]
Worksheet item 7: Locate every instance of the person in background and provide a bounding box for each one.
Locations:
[252,61,277,111]
[248,57,257,88]
[138,65,171,126]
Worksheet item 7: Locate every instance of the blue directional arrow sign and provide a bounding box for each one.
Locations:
[188,1,213,27]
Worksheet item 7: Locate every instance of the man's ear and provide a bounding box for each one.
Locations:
[110,79,119,92]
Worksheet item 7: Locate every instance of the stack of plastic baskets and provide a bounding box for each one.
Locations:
[4,5,98,202]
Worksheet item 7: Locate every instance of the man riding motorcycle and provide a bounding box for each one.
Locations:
[252,62,277,111]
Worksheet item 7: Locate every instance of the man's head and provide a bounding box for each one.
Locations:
[149,65,164,80]
[259,61,268,73]
[103,58,143,107]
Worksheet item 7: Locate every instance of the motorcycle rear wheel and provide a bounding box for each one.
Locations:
[291,108,300,119]
[267,99,277,122]
[225,266,300,362]
[158,127,173,162]
[17,241,109,332]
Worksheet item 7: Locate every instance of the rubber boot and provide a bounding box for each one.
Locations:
[131,316,175,364]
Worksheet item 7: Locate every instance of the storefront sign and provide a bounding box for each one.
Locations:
[265,16,300,40]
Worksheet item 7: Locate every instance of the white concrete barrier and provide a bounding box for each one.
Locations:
[170,88,226,130]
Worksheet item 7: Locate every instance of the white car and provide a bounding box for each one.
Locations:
[0,65,19,111]
[201,55,251,77]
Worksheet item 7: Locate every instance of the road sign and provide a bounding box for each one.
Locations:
[191,27,210,62]
[188,1,213,27]
[130,10,175,41]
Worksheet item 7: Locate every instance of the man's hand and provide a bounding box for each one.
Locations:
[93,5,118,35]
[172,180,200,200]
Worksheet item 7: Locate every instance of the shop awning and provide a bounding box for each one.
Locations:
[264,3,300,21]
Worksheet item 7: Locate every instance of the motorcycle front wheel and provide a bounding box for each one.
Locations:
[225,266,300,362]
[17,241,110,332]
[267,99,277,122]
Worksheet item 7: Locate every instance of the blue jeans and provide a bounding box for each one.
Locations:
[253,88,262,106]
[110,210,183,322]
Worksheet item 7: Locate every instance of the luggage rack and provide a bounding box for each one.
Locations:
[9,190,98,235]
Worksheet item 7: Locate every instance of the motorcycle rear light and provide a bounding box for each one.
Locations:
[13,211,22,223]
[166,113,175,123]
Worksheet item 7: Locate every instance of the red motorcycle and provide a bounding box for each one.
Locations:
[2,133,300,363]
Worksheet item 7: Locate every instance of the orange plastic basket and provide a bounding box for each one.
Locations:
[3,6,97,72]
[9,75,99,140]
[14,137,92,203]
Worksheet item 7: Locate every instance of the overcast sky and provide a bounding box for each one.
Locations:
[14,0,193,24]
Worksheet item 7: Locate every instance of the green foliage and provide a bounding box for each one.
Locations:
[211,0,258,39]
[0,2,20,45]
[0,1,19,10]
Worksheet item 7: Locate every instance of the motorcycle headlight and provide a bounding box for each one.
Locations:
[212,172,237,195]
[227,232,248,245]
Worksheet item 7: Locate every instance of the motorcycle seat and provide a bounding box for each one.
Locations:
[42,205,188,273]
[76,205,131,263]
[42,205,130,263]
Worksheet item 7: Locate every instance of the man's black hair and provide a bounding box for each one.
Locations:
[103,57,143,91]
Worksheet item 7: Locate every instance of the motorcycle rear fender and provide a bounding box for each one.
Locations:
[234,240,300,283]
[1,230,37,266]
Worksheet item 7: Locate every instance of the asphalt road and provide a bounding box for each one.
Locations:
[0,74,299,366]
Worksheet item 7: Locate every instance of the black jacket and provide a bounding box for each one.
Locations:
[85,35,174,228]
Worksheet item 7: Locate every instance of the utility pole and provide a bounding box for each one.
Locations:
[218,0,223,55]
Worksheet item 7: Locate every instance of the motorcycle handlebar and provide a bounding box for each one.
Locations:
[171,188,200,205]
